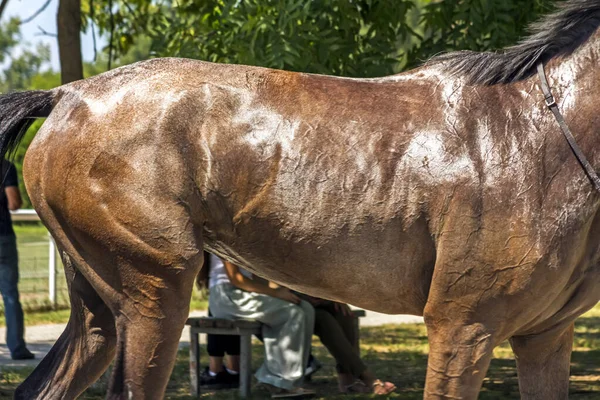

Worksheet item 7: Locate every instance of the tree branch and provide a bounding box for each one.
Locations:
[22,0,52,24]
[35,25,58,37]
[90,0,97,62]
[0,0,9,21]
[122,0,139,21]
[108,0,114,70]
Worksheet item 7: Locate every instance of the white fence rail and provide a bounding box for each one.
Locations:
[11,209,58,306]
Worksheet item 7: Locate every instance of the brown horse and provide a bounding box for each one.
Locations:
[2,1,600,398]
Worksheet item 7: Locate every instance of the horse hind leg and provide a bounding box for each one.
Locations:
[105,245,203,400]
[22,123,204,397]
[71,201,204,399]
[509,323,574,400]
[15,248,117,399]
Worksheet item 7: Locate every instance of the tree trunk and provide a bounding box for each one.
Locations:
[57,0,83,84]
[0,0,9,20]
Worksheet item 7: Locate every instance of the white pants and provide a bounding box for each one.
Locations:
[209,283,315,389]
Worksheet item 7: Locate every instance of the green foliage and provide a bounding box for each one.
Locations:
[0,18,51,92]
[81,0,157,66]
[0,17,19,63]
[85,0,557,77]
[408,0,555,68]
[148,0,417,77]
[2,43,51,92]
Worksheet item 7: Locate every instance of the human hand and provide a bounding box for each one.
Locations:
[275,287,301,304]
[334,302,352,317]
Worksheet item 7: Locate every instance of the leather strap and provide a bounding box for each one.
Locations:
[537,62,600,193]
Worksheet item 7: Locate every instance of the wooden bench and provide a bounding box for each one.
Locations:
[186,309,366,398]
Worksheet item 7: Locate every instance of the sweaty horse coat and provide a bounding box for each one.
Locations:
[2,0,600,398]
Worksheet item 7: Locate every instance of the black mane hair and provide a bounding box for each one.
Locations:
[429,0,600,85]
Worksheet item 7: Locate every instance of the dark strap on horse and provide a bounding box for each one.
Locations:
[537,62,600,193]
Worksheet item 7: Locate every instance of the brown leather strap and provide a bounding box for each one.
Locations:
[537,63,600,193]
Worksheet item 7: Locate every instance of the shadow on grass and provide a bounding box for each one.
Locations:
[1,316,600,399]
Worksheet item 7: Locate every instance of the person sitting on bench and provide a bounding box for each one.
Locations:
[196,252,321,389]
[207,253,316,398]
[196,252,241,388]
[302,295,396,395]
[199,307,242,388]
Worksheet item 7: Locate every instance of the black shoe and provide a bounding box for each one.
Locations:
[199,367,239,389]
[226,369,240,386]
[11,348,35,360]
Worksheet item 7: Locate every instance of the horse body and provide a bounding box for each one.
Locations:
[3,2,600,398]
[26,59,439,317]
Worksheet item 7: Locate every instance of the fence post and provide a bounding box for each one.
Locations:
[48,233,57,307]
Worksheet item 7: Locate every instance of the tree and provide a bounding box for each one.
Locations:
[81,0,159,68]
[85,0,557,78]
[1,44,51,92]
[148,0,416,77]
[0,18,53,207]
[407,0,554,68]
[0,16,18,64]
[0,18,51,91]
[58,0,84,83]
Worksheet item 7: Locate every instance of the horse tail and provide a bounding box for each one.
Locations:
[0,90,55,159]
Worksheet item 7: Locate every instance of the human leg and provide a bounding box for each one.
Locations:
[313,307,366,378]
[202,309,241,388]
[206,308,241,374]
[0,235,30,358]
[312,306,394,394]
[227,353,241,372]
[258,298,314,389]
[204,336,238,387]
[210,285,315,390]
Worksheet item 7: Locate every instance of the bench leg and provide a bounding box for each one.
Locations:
[189,329,200,397]
[353,317,360,355]
[240,334,252,398]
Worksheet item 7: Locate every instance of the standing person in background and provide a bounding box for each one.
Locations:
[0,159,34,360]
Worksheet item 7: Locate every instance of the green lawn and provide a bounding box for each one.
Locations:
[1,305,600,399]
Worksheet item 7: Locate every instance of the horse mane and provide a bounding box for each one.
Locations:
[429,0,600,85]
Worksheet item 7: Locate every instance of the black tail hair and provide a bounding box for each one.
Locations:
[0,90,54,159]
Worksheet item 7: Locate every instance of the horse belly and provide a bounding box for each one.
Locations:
[203,206,436,315]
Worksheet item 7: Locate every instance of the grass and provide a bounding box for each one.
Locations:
[1,305,600,399]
